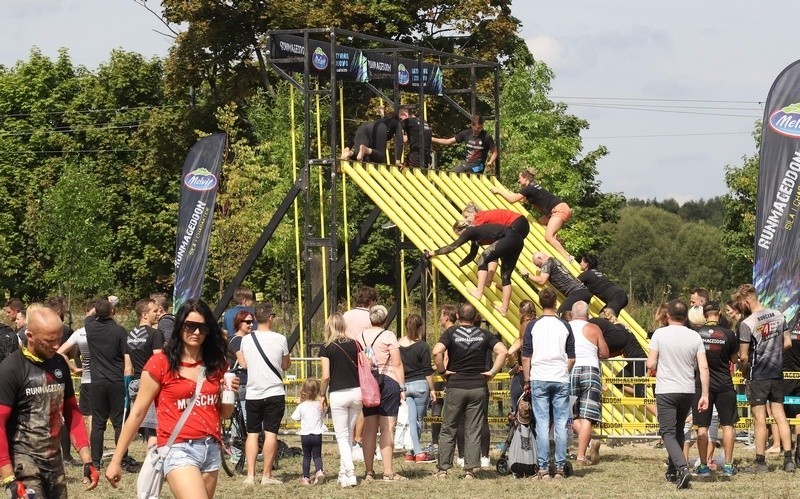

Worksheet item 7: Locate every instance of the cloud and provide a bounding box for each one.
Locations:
[526,35,565,69]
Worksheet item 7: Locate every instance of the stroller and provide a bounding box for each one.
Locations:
[496,392,573,478]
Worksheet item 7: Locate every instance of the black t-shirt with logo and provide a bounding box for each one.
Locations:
[401,117,432,164]
[455,129,495,167]
[126,325,164,379]
[439,324,500,389]
[518,183,562,214]
[0,350,74,462]
[695,322,738,392]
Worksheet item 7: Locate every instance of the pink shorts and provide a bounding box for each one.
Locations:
[550,202,572,223]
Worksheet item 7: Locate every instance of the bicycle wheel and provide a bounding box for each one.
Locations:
[220,403,247,477]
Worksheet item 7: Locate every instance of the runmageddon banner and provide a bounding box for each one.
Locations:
[173,133,226,311]
[270,34,368,82]
[754,59,800,330]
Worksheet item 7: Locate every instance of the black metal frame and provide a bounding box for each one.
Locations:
[215,28,500,355]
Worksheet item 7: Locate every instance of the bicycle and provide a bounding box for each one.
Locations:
[220,399,247,476]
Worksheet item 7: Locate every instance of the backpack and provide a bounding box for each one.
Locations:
[0,324,20,364]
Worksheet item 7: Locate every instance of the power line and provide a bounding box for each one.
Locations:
[0,123,141,138]
[552,95,763,105]
[564,103,760,118]
[0,148,147,155]
[0,104,187,119]
[583,131,752,140]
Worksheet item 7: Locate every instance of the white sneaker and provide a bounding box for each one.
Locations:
[456,457,464,468]
[352,443,364,462]
[345,475,357,487]
[480,456,491,469]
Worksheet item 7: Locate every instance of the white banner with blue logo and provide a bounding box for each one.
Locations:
[755,59,800,330]
[173,133,226,311]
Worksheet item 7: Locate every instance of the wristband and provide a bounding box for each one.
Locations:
[2,475,15,485]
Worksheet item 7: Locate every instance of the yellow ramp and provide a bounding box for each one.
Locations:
[341,162,647,349]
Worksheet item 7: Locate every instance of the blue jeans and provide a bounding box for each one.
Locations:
[405,379,430,454]
[531,380,570,468]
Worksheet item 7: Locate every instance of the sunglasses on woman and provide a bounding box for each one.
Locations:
[183,321,211,336]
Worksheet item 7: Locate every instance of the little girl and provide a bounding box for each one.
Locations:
[291,378,328,485]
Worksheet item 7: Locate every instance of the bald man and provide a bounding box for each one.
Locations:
[0,309,98,498]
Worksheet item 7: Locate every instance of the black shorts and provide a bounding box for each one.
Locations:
[245,396,285,434]
[363,375,401,418]
[79,382,91,416]
[748,378,784,406]
[782,379,800,417]
[693,389,738,426]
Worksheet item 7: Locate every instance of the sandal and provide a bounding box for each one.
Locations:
[364,471,374,481]
[463,471,475,480]
[382,473,408,481]
[433,470,448,479]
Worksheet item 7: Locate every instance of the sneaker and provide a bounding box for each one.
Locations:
[243,476,255,487]
[692,464,711,477]
[665,472,678,483]
[344,475,357,487]
[741,462,769,474]
[381,221,397,229]
[675,468,691,489]
[784,460,796,473]
[456,457,464,468]
[722,464,737,477]
[299,477,311,485]
[405,452,415,463]
[261,476,282,485]
[553,467,566,479]
[313,470,326,484]
[415,452,435,463]
[480,456,491,469]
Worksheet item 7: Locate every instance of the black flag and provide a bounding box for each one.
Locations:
[754,59,800,330]
[173,133,226,311]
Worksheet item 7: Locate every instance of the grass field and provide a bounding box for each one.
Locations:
[63,433,799,498]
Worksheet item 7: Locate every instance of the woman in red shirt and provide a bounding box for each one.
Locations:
[105,299,234,498]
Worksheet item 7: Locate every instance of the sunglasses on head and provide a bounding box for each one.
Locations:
[183,321,210,336]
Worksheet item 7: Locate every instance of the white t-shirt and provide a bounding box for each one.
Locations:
[291,400,328,435]
[649,324,705,394]
[64,327,91,384]
[240,329,288,399]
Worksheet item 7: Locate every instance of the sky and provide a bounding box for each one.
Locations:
[1,0,796,201]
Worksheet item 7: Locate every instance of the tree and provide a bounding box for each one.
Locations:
[498,54,624,255]
[35,160,115,297]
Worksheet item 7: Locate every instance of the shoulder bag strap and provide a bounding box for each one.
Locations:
[165,365,206,449]
[331,340,357,368]
[251,333,283,380]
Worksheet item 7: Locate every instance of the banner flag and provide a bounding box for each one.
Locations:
[173,133,226,311]
[366,53,443,95]
[754,59,800,330]
[270,34,368,82]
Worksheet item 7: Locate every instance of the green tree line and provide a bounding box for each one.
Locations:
[0,1,760,321]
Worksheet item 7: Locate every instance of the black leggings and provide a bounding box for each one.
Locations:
[478,217,530,285]
[90,379,125,464]
[301,433,323,478]
[349,122,388,163]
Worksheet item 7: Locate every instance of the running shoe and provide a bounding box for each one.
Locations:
[405,452,415,463]
[722,464,737,477]
[675,468,692,489]
[415,452,436,463]
[692,464,711,477]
